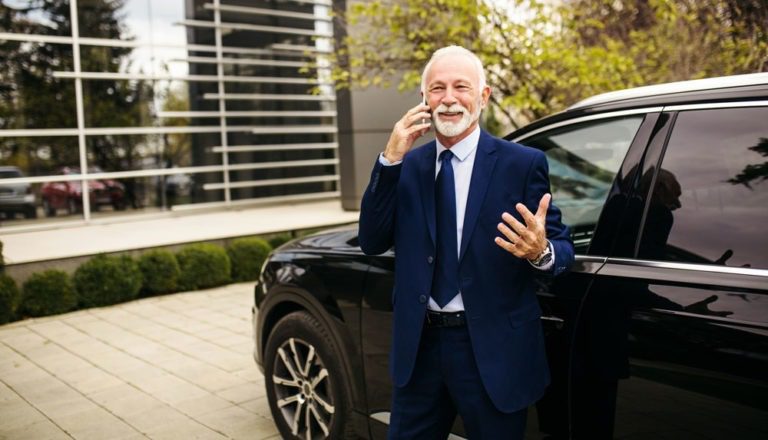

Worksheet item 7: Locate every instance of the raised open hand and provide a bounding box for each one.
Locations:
[495,193,550,260]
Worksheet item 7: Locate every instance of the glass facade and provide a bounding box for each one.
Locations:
[0,0,337,227]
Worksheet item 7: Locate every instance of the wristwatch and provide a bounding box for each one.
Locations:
[530,243,552,266]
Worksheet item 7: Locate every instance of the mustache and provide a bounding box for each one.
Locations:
[435,103,468,114]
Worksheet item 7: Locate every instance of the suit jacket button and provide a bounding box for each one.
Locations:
[418,295,427,304]
[427,256,434,264]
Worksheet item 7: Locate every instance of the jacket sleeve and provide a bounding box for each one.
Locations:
[358,156,401,255]
[525,152,574,276]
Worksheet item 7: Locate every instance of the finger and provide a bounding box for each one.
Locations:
[497,221,520,243]
[407,111,432,125]
[515,203,538,228]
[501,211,529,237]
[406,122,431,136]
[406,103,430,118]
[535,193,551,221]
[494,236,522,256]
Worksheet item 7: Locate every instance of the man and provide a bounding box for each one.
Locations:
[358,46,574,439]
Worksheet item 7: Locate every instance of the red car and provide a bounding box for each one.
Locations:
[41,167,126,216]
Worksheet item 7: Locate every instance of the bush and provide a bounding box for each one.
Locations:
[176,243,231,290]
[74,254,142,307]
[20,270,77,317]
[0,274,20,324]
[227,237,272,282]
[267,232,294,250]
[138,250,180,296]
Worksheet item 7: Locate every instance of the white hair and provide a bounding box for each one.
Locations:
[420,45,487,93]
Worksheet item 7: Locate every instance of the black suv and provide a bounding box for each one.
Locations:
[253,74,768,439]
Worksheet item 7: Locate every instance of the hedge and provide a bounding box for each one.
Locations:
[138,249,181,296]
[20,270,77,317]
[176,243,231,290]
[0,274,19,324]
[74,254,142,307]
[227,237,271,282]
[267,232,294,250]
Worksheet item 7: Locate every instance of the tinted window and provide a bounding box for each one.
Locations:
[522,116,643,246]
[638,107,768,269]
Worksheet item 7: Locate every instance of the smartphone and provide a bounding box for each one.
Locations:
[421,95,429,126]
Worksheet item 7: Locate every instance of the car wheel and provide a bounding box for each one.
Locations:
[264,311,355,440]
[42,199,56,217]
[67,198,79,215]
[24,206,37,219]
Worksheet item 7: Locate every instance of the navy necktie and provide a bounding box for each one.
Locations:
[431,149,460,308]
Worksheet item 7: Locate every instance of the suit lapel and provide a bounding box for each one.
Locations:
[459,131,497,263]
[419,143,437,247]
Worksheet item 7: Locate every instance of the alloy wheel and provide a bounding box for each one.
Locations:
[271,337,335,439]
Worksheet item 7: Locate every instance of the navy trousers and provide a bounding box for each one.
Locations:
[388,324,528,439]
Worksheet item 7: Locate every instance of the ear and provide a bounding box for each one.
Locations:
[481,85,491,107]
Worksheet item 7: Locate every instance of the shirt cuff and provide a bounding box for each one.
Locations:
[529,240,554,271]
[378,153,402,166]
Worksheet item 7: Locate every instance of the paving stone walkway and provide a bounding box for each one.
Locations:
[0,283,279,439]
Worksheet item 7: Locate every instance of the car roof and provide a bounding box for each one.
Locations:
[508,72,768,140]
[568,72,768,110]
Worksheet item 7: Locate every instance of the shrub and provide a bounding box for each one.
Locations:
[176,243,231,290]
[0,274,20,324]
[267,232,294,250]
[20,270,77,317]
[138,249,180,296]
[227,237,272,282]
[74,254,142,307]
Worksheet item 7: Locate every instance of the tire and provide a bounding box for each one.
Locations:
[24,206,37,219]
[42,199,56,217]
[264,311,356,440]
[67,198,79,215]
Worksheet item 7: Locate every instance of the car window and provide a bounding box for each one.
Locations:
[0,169,22,178]
[521,116,644,247]
[638,106,768,269]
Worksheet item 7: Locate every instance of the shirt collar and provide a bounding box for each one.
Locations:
[436,125,481,162]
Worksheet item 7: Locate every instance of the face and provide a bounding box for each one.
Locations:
[423,53,491,146]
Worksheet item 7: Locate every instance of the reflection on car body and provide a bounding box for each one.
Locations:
[253,74,768,439]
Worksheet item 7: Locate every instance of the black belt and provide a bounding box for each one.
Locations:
[425,310,466,328]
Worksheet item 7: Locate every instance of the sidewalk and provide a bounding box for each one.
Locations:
[0,200,359,265]
[0,283,279,439]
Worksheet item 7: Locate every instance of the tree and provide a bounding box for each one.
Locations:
[330,0,767,132]
[0,0,155,207]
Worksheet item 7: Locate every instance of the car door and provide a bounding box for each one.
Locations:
[515,110,657,439]
[573,104,768,439]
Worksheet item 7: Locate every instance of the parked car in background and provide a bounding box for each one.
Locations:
[0,166,36,219]
[40,166,126,216]
[253,73,768,439]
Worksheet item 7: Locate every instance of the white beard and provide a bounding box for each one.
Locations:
[433,100,482,137]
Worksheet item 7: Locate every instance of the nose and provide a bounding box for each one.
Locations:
[441,87,458,107]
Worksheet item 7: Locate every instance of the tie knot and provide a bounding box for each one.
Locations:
[439,149,454,163]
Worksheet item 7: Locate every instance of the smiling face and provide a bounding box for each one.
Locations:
[423,52,491,147]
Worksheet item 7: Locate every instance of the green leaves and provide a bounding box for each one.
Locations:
[331,0,766,133]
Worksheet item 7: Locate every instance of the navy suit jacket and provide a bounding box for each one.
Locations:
[359,130,574,413]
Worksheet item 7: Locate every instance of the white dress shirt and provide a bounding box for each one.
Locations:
[378,126,553,312]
